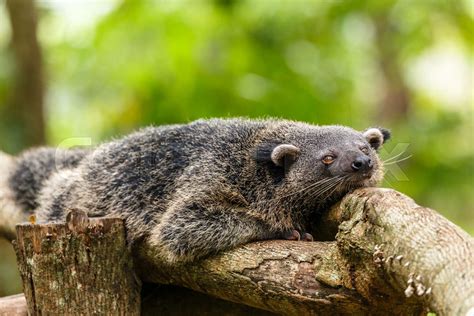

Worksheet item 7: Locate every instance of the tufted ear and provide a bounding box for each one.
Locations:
[270,144,301,166]
[363,127,391,150]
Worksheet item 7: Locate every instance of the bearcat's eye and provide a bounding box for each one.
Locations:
[322,155,335,165]
[360,146,369,154]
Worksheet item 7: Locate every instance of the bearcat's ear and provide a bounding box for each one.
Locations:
[254,143,300,167]
[363,127,391,150]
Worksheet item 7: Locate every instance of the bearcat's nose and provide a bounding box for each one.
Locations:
[351,156,372,172]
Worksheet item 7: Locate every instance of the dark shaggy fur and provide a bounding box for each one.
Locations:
[0,118,390,263]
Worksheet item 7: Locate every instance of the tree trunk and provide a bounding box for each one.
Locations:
[3,0,46,153]
[13,210,141,315]
[373,14,411,122]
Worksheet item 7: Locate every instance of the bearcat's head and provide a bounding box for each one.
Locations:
[254,124,390,207]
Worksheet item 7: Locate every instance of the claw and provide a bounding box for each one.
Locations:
[302,232,314,242]
[284,229,301,241]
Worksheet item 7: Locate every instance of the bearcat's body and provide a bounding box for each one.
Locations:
[0,118,389,263]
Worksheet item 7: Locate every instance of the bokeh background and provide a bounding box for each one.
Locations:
[0,0,472,296]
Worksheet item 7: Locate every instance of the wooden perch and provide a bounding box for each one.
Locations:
[4,188,473,315]
[134,188,474,315]
[13,211,141,315]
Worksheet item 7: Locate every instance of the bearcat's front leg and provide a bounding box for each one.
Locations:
[148,200,278,264]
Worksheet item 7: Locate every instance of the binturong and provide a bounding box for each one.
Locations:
[0,118,390,264]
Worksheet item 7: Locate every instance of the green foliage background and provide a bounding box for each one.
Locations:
[0,0,472,296]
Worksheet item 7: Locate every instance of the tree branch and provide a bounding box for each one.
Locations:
[335,188,474,315]
[135,188,473,315]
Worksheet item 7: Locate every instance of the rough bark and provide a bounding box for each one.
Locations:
[13,210,141,315]
[3,0,46,152]
[134,188,473,315]
[334,188,474,315]
[136,240,371,315]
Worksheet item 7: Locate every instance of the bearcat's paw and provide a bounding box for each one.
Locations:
[284,229,301,240]
[283,229,313,242]
[302,232,314,241]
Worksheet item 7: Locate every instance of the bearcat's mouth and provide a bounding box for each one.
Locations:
[346,170,373,180]
[343,171,378,188]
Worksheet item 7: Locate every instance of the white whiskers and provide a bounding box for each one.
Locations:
[384,154,412,166]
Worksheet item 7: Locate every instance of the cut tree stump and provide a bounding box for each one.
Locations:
[13,210,141,315]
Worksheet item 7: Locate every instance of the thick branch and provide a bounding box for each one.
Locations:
[134,188,473,315]
[334,188,474,315]
[136,240,372,315]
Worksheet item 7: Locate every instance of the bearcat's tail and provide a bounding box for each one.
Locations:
[0,147,91,239]
[0,150,26,239]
